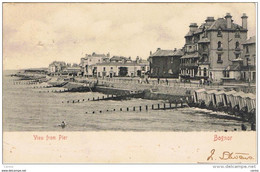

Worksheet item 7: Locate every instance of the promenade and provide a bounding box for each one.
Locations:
[78,77,255,95]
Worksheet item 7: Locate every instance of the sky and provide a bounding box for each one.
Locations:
[3,3,256,70]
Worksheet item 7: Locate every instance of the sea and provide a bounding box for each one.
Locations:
[3,70,251,132]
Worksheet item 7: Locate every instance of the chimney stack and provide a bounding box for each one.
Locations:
[107,52,110,58]
[174,48,177,51]
[189,23,198,32]
[241,13,248,30]
[225,13,232,29]
[150,51,152,55]
[157,48,161,51]
[205,17,215,25]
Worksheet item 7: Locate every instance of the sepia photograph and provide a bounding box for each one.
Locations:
[2,1,257,168]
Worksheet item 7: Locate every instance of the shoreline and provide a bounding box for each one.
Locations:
[7,71,256,130]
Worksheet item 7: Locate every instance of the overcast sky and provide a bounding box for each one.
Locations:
[3,3,256,70]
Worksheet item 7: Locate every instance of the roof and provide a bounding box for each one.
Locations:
[110,56,131,61]
[225,90,238,95]
[185,17,246,38]
[195,89,206,93]
[208,18,245,31]
[206,90,217,94]
[87,53,107,57]
[49,61,66,66]
[150,49,183,57]
[185,31,194,37]
[93,62,139,67]
[181,52,199,59]
[242,36,256,45]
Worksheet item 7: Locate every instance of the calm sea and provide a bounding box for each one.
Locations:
[3,70,250,131]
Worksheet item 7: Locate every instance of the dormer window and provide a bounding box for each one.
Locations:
[235,29,240,38]
[217,28,222,37]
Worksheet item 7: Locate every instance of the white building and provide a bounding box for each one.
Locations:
[93,58,149,78]
[48,61,66,74]
[80,52,110,77]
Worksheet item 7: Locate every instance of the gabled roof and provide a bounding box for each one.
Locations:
[208,18,245,31]
[150,49,183,57]
[93,62,138,66]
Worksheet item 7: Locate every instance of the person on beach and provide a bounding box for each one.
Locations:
[139,77,142,84]
[146,78,149,84]
[60,121,66,129]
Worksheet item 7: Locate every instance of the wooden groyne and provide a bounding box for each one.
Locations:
[13,81,40,85]
[85,102,187,114]
[39,89,69,93]
[63,94,116,103]
[63,92,144,103]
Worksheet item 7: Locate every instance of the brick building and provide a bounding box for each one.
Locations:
[148,48,183,78]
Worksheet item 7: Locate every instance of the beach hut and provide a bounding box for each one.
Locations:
[194,89,206,103]
[244,93,256,112]
[236,92,248,110]
[205,90,217,106]
[225,90,239,108]
[215,90,227,106]
[231,92,243,109]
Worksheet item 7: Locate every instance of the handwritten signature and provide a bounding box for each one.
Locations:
[207,149,254,161]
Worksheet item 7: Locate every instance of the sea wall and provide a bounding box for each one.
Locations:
[143,91,191,103]
[95,86,134,96]
[95,86,192,102]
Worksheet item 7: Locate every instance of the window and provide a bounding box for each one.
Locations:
[217,41,222,49]
[236,54,240,59]
[199,67,201,76]
[235,41,240,49]
[246,46,249,53]
[226,71,230,78]
[103,67,106,71]
[217,28,222,37]
[111,67,113,70]
[203,68,207,77]
[218,54,222,61]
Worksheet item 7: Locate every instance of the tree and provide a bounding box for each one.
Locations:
[119,67,128,77]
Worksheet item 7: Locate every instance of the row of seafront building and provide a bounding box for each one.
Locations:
[47,53,150,78]
[149,13,256,84]
[47,12,256,85]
